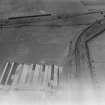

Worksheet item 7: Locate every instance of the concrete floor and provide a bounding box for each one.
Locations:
[0,25,97,105]
[0,18,105,105]
[0,0,105,104]
[0,26,83,65]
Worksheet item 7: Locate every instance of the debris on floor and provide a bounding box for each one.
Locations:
[0,61,63,91]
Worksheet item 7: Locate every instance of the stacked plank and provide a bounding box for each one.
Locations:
[0,62,63,90]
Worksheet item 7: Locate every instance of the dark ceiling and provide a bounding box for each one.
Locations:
[0,0,88,18]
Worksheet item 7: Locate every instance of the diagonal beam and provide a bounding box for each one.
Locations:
[68,17,105,81]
